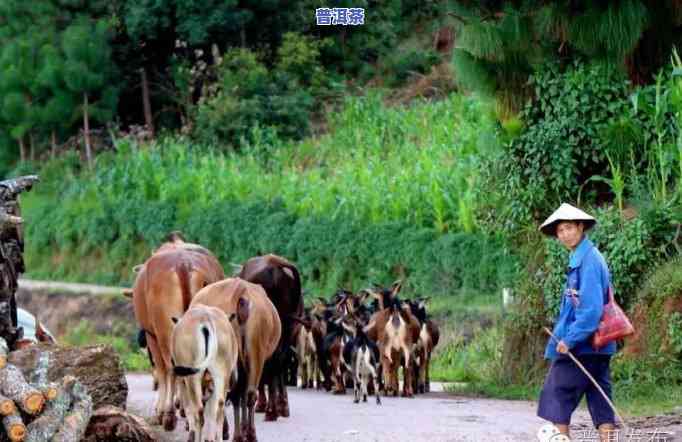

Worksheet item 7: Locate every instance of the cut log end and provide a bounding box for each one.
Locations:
[8,423,26,442]
[23,393,45,415]
[0,399,15,416]
[42,386,58,401]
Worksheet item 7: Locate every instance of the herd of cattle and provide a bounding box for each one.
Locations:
[124,232,440,442]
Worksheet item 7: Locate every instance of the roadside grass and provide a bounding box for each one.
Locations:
[430,292,682,417]
[55,292,681,418]
[59,320,150,372]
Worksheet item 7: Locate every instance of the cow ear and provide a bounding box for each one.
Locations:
[237,298,250,325]
[171,316,179,325]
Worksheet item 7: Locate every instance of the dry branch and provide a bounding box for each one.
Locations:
[8,344,127,410]
[50,380,92,442]
[0,338,7,369]
[28,352,58,401]
[24,377,75,442]
[38,384,59,402]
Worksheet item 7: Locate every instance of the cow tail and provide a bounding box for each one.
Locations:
[288,263,302,299]
[173,318,217,377]
[177,261,193,311]
[196,319,217,372]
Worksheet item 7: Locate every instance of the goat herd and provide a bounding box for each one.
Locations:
[125,232,440,442]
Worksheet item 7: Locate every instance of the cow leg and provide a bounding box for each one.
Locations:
[246,389,258,442]
[181,376,203,442]
[202,370,225,442]
[277,372,289,418]
[230,394,243,442]
[222,404,230,441]
[162,371,179,430]
[254,382,267,413]
[264,379,278,421]
[146,336,164,424]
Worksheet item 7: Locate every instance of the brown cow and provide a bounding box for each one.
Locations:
[238,254,303,421]
[190,278,281,442]
[131,233,224,430]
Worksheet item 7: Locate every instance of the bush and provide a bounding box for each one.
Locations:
[500,62,635,228]
[193,34,344,149]
[61,320,150,371]
[381,48,441,87]
[22,93,517,295]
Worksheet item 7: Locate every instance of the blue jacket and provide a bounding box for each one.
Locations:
[544,237,616,360]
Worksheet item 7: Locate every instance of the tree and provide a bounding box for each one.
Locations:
[450,0,682,115]
[61,19,118,168]
[0,36,45,161]
[35,43,78,157]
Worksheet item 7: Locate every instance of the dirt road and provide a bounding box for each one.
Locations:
[125,374,680,442]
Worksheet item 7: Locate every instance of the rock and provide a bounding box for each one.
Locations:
[83,405,155,442]
[8,344,127,409]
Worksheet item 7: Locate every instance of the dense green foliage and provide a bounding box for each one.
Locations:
[21,94,519,297]
[451,1,682,113]
[4,0,682,416]
[0,0,118,169]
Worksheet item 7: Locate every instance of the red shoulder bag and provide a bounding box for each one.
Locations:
[592,286,635,349]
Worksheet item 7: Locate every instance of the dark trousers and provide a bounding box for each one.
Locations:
[537,354,614,427]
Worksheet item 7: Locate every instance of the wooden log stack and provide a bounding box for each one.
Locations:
[0,340,93,442]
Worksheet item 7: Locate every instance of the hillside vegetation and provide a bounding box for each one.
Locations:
[4,0,682,417]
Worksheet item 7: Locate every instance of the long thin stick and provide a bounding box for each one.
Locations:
[543,327,628,430]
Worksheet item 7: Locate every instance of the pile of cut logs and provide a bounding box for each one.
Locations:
[0,176,93,441]
[0,176,156,441]
[0,340,92,442]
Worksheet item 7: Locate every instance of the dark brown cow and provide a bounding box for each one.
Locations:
[238,254,303,421]
[131,233,224,430]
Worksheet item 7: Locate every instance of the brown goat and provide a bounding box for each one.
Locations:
[366,301,420,397]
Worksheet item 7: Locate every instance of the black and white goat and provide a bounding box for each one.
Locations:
[342,323,382,405]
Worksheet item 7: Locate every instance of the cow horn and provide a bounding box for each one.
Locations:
[391,280,403,295]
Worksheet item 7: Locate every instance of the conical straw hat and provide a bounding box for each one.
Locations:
[539,203,596,236]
